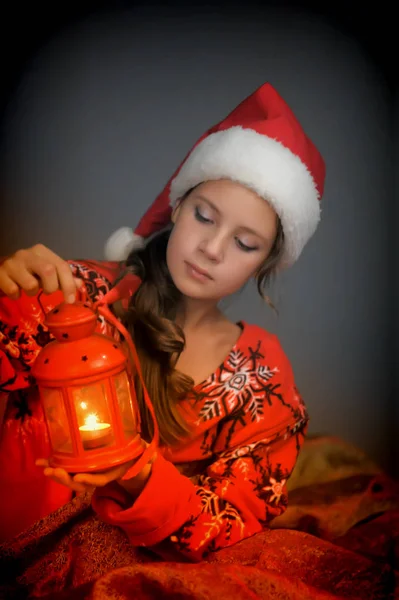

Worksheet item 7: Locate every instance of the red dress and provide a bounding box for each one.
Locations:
[0,260,308,559]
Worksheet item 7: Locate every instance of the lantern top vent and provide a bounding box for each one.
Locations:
[32,302,126,383]
[45,302,97,341]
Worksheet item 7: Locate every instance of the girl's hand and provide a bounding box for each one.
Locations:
[35,457,138,494]
[36,451,156,496]
[0,244,81,303]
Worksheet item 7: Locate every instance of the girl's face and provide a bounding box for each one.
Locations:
[166,179,279,302]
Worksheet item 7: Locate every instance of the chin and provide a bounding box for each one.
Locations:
[170,273,215,300]
[174,279,210,299]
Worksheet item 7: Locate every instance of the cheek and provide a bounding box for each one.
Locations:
[166,232,178,275]
[231,251,267,278]
[217,254,265,293]
[167,212,199,258]
[166,225,188,274]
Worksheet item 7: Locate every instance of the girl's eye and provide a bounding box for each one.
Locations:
[235,238,258,252]
[195,206,213,223]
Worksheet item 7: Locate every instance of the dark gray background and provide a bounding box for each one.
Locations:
[0,1,396,475]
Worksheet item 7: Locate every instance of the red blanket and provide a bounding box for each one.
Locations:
[1,437,398,600]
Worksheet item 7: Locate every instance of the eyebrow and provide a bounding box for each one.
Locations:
[195,194,269,241]
[195,195,221,214]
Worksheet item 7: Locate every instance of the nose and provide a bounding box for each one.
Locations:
[199,231,227,263]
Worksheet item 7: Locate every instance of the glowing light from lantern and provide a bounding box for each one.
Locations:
[84,413,102,430]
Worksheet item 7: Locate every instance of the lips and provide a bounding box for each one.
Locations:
[185,261,213,280]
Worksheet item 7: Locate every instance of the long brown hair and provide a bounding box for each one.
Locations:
[255,219,285,309]
[119,210,285,447]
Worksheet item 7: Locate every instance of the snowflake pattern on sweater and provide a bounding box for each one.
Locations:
[166,330,307,559]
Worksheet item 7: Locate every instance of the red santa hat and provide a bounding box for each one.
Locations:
[105,82,326,268]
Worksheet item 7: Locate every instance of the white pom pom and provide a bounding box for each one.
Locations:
[104,227,145,261]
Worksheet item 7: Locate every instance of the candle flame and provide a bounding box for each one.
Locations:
[84,413,100,429]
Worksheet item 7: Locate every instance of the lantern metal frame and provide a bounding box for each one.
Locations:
[31,278,158,477]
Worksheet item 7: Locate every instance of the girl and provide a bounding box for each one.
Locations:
[0,82,325,560]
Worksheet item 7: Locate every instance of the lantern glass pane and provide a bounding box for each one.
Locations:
[72,383,114,451]
[41,387,73,453]
[114,371,137,441]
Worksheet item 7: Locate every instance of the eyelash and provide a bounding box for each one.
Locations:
[195,206,212,223]
[194,206,258,253]
[236,239,257,252]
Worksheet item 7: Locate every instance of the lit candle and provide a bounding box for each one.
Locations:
[79,413,112,450]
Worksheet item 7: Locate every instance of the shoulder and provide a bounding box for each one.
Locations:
[240,322,277,345]
[239,322,292,368]
[212,323,308,452]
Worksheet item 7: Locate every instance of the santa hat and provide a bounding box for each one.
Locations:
[105,82,326,268]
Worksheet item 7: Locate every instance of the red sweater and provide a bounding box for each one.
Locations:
[0,260,308,558]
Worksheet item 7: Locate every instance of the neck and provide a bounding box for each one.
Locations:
[176,296,221,331]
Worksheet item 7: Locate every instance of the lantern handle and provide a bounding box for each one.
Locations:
[94,274,159,479]
[36,285,90,317]
[37,290,47,317]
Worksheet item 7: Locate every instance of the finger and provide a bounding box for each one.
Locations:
[73,473,110,487]
[29,259,59,296]
[0,270,21,299]
[44,467,71,487]
[73,464,127,487]
[71,481,93,494]
[56,261,81,304]
[43,467,71,487]
[32,245,78,303]
[75,484,96,496]
[44,467,87,493]
[2,255,41,297]
[2,249,60,298]
[37,460,91,493]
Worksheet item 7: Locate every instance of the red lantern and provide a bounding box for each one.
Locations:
[31,276,158,475]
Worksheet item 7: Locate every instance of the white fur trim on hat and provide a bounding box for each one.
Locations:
[104,227,145,261]
[170,126,321,267]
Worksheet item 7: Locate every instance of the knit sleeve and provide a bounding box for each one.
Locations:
[0,290,63,393]
[92,338,309,562]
